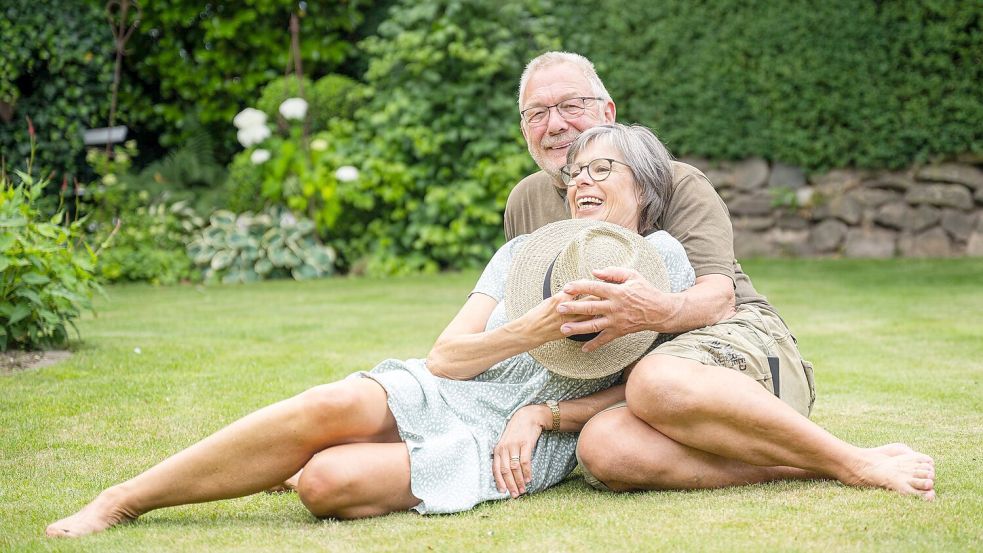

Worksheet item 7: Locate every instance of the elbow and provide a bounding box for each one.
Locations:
[713,286,736,323]
[425,346,460,380]
[425,349,448,378]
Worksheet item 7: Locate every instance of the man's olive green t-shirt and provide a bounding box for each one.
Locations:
[503,162,774,312]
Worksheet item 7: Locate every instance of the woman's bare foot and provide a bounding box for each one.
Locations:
[46,486,141,538]
[843,449,936,501]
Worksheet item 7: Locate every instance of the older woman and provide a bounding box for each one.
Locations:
[46,125,696,537]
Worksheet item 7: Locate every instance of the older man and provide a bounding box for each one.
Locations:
[506,52,935,499]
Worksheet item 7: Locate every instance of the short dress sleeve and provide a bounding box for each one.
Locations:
[471,235,529,302]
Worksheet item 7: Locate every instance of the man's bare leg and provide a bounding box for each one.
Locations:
[624,355,935,500]
[578,407,820,491]
[46,378,399,537]
[578,407,918,491]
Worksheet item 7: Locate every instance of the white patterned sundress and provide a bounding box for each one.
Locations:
[358,231,695,514]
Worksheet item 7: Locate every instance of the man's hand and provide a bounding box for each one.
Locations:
[556,267,680,352]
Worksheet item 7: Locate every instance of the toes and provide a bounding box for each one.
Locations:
[909,477,934,491]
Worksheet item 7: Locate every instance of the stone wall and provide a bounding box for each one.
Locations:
[680,157,983,258]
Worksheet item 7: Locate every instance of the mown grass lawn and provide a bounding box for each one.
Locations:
[2,258,982,552]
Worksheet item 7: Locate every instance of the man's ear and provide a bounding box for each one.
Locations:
[603,100,617,123]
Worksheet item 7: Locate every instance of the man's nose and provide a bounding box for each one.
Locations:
[545,107,569,134]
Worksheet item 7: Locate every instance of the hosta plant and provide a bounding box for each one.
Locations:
[187,206,335,284]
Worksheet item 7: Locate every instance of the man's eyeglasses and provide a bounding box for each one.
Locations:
[520,97,604,126]
[559,158,632,186]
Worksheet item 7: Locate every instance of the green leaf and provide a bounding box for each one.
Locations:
[211,249,237,270]
[8,303,31,324]
[20,272,50,285]
[15,287,43,306]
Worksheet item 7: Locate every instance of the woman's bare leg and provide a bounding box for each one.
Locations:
[624,355,935,500]
[46,378,396,537]
[296,442,419,519]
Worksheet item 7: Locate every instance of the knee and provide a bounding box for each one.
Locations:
[577,413,634,492]
[293,381,364,425]
[626,356,701,424]
[296,452,364,520]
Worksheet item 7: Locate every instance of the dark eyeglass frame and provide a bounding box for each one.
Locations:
[520,96,605,126]
[559,158,633,186]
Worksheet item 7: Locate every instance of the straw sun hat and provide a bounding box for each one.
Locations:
[505,219,671,380]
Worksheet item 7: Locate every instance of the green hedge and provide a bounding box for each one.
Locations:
[0,0,113,180]
[114,1,386,158]
[564,0,983,170]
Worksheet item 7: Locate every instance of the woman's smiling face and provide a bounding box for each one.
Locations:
[566,140,641,232]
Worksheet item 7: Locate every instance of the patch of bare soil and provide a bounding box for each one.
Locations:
[1,350,71,375]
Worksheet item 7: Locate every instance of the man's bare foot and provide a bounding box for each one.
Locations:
[45,487,140,538]
[844,450,936,501]
[266,470,302,494]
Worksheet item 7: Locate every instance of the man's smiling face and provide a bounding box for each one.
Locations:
[519,62,615,181]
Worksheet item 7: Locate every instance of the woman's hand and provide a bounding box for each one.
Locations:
[493,404,551,498]
[516,290,594,347]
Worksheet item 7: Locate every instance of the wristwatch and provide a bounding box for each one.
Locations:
[545,400,561,432]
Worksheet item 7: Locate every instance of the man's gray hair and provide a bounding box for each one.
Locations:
[517,51,611,107]
[567,124,675,233]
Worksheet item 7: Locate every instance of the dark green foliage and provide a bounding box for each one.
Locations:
[0,0,114,179]
[327,0,559,274]
[257,74,365,133]
[115,1,383,158]
[83,141,211,285]
[95,201,204,285]
[563,0,983,170]
[0,169,101,351]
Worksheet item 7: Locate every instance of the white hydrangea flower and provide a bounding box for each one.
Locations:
[233,108,267,130]
[279,97,309,121]
[335,165,359,182]
[250,149,271,165]
[310,138,328,151]
[237,125,271,148]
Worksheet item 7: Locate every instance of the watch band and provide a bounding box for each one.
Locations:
[545,400,561,431]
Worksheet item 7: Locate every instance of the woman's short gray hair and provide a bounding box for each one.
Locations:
[567,124,674,233]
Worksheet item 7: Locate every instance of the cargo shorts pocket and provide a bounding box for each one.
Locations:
[699,319,775,386]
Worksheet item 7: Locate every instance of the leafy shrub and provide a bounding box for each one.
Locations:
[563,0,983,170]
[0,167,101,351]
[225,94,362,236]
[0,0,113,180]
[96,201,204,285]
[187,207,336,284]
[82,140,211,285]
[311,75,365,126]
[116,1,385,157]
[326,0,560,274]
[257,74,366,134]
